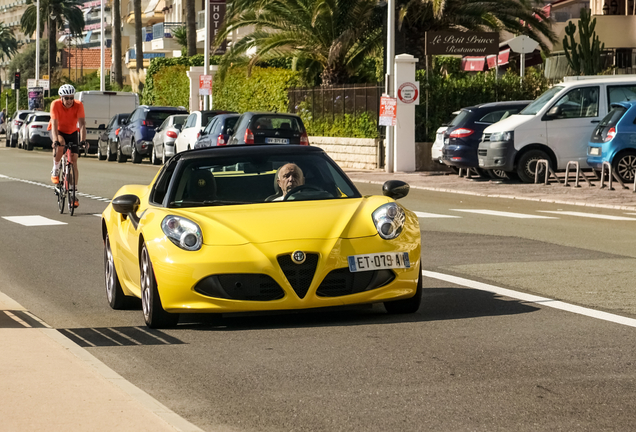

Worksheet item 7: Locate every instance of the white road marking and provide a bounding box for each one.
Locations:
[414,211,461,219]
[423,270,636,328]
[538,210,636,221]
[4,311,32,327]
[450,209,557,219]
[2,215,67,226]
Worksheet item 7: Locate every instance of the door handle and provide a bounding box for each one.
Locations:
[590,120,600,123]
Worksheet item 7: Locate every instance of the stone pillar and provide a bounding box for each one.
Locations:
[393,54,419,172]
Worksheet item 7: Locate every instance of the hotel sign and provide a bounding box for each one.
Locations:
[210,0,227,55]
[426,31,499,56]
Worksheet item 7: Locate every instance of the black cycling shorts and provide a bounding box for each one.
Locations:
[58,131,80,154]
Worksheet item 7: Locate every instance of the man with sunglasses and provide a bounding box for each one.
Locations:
[49,84,88,208]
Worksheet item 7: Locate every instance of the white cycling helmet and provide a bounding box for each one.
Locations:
[58,84,76,97]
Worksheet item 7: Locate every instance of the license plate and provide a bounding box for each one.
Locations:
[478,158,484,167]
[589,147,601,156]
[348,252,410,272]
[265,138,289,144]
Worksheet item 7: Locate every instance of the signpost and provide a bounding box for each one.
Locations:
[379,94,397,127]
[507,35,539,80]
[28,79,49,91]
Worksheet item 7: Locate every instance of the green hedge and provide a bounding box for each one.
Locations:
[300,112,378,138]
[212,66,301,113]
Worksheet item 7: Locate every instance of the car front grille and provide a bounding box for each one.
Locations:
[482,133,491,142]
[478,149,487,156]
[194,274,285,301]
[316,268,395,297]
[277,253,319,299]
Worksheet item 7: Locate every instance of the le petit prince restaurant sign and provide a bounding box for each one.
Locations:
[426,31,499,56]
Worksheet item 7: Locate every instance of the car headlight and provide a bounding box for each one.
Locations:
[489,131,514,143]
[161,215,203,251]
[372,203,405,240]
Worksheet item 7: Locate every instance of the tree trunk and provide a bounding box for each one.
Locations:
[185,0,197,56]
[112,0,123,87]
[48,15,57,73]
[134,0,144,91]
[319,66,347,87]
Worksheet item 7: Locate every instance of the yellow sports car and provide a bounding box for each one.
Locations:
[102,145,421,328]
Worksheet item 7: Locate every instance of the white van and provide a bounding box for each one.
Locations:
[76,91,139,153]
[478,76,636,182]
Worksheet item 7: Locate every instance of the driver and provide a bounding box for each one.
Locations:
[270,163,304,201]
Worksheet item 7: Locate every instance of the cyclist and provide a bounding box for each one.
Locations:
[49,84,88,208]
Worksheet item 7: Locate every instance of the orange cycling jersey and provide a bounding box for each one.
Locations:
[48,99,85,134]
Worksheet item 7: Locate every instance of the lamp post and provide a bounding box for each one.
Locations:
[100,0,105,90]
[385,0,395,173]
[35,0,40,86]
[203,0,209,109]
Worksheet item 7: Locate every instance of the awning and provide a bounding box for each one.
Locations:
[461,56,486,72]
[144,0,160,16]
[84,30,93,43]
[486,49,511,69]
[58,34,68,42]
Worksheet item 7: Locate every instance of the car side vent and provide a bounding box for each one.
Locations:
[482,133,492,142]
[277,253,319,299]
[478,149,487,156]
[316,268,395,297]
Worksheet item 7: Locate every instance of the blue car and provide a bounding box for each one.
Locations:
[587,101,636,183]
[117,105,188,164]
[194,113,240,149]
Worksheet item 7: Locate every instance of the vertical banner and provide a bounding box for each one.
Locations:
[199,74,213,95]
[28,87,44,110]
[379,94,397,127]
[210,0,227,55]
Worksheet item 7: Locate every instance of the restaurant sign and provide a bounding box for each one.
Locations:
[426,31,499,56]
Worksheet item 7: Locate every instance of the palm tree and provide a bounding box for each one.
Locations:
[395,0,557,61]
[21,0,84,78]
[0,23,19,92]
[215,0,383,86]
[134,0,144,91]
[112,0,123,87]
[185,0,197,56]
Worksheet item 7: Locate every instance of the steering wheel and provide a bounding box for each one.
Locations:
[282,184,327,201]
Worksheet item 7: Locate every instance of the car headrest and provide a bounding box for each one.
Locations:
[186,169,217,202]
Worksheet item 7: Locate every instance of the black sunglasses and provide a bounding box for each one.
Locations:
[62,96,74,101]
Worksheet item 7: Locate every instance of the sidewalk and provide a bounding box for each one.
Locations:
[0,292,204,432]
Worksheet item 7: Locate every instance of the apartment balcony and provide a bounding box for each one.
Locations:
[125,47,166,68]
[142,21,183,53]
[126,0,163,26]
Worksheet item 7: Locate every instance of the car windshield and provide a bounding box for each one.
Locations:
[252,116,303,132]
[18,112,30,120]
[520,86,564,115]
[173,115,188,127]
[168,153,360,207]
[34,115,50,122]
[146,111,179,126]
[448,109,471,126]
[598,106,627,128]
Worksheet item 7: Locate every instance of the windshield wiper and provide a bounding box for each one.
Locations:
[169,199,253,207]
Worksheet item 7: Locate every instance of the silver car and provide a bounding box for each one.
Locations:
[151,114,188,165]
[22,112,52,151]
[6,110,34,148]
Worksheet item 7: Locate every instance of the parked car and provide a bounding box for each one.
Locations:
[174,110,235,154]
[194,113,240,149]
[6,110,34,147]
[102,144,421,328]
[97,113,130,161]
[228,112,309,145]
[151,114,188,165]
[479,76,636,183]
[431,110,460,169]
[442,101,530,176]
[20,112,52,151]
[76,91,139,154]
[587,101,636,183]
[16,113,34,149]
[117,105,188,163]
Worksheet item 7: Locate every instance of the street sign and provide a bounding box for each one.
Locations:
[199,74,213,95]
[507,35,539,54]
[42,75,49,80]
[27,79,50,90]
[397,81,420,105]
[379,94,397,126]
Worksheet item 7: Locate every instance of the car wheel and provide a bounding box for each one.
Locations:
[26,140,33,151]
[97,144,107,161]
[151,146,161,165]
[131,140,142,164]
[384,268,422,314]
[5,135,9,147]
[105,234,137,309]
[140,243,179,328]
[612,150,636,184]
[10,134,16,147]
[486,169,509,180]
[107,143,117,161]
[162,146,167,165]
[116,142,127,163]
[516,149,551,183]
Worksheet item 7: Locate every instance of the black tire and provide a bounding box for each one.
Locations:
[612,150,636,184]
[486,169,509,180]
[107,143,117,161]
[151,146,161,165]
[140,243,179,328]
[116,142,127,163]
[131,141,142,164]
[161,146,167,165]
[67,167,75,216]
[57,181,65,214]
[10,134,16,147]
[27,140,34,151]
[516,149,551,183]
[5,136,9,147]
[97,144,107,161]
[105,234,137,309]
[384,267,423,314]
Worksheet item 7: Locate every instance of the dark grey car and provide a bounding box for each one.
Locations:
[97,113,130,161]
[228,112,308,145]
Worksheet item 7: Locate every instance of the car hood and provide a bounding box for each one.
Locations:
[170,196,392,246]
[483,114,531,133]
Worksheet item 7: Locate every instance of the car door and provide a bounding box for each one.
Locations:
[546,85,601,168]
[114,210,142,296]
[176,113,197,153]
[119,109,138,152]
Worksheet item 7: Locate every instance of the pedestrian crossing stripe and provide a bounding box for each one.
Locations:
[2,215,67,226]
[414,211,461,219]
[450,209,557,219]
[538,210,636,221]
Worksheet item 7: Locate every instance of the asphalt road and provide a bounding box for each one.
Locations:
[1,146,636,431]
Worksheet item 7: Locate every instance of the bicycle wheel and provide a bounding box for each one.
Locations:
[57,163,66,214]
[67,164,76,216]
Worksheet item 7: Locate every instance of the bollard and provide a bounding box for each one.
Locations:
[600,161,628,190]
[534,159,562,185]
[564,161,580,188]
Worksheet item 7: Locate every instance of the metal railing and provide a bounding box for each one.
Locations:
[152,22,184,40]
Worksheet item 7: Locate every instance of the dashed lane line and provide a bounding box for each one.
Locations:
[450,209,558,219]
[0,174,112,203]
[537,211,636,221]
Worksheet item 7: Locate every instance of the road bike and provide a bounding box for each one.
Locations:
[54,142,81,216]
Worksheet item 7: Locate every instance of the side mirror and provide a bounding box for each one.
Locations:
[200,130,207,136]
[111,194,141,228]
[98,124,106,130]
[382,180,409,200]
[545,106,562,119]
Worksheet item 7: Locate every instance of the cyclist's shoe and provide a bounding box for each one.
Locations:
[51,168,60,184]
[73,198,79,208]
